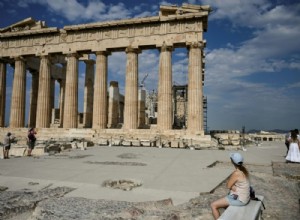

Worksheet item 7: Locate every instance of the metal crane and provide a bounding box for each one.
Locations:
[139,73,149,88]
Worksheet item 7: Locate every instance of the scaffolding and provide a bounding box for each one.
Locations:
[172,85,208,131]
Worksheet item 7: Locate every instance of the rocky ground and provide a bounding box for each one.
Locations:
[1,160,299,220]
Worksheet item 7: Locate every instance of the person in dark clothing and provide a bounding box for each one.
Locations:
[27,128,37,156]
[3,132,14,159]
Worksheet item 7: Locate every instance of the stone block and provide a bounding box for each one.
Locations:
[140,140,151,147]
[122,140,131,146]
[170,141,179,148]
[112,139,121,146]
[131,140,141,146]
[98,139,108,146]
[178,141,186,148]
[9,147,26,157]
[71,142,77,149]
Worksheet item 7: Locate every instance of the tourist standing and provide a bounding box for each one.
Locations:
[3,132,14,159]
[27,128,37,156]
[285,130,292,155]
[210,153,250,220]
[285,130,300,163]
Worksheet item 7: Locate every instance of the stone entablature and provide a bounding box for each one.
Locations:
[0,4,210,57]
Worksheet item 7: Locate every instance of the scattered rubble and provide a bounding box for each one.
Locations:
[102,179,143,191]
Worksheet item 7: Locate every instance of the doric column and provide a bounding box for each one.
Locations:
[107,81,119,128]
[28,70,39,128]
[157,43,173,130]
[58,82,65,128]
[123,47,140,129]
[10,57,26,128]
[50,76,55,110]
[138,88,146,128]
[187,42,204,133]
[83,59,95,128]
[0,61,6,127]
[59,64,66,127]
[36,55,52,128]
[63,53,79,128]
[93,51,110,129]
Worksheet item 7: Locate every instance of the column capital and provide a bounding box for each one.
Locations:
[157,42,173,52]
[125,46,141,54]
[95,51,111,56]
[39,55,50,59]
[186,41,205,49]
[66,53,80,59]
[12,56,26,62]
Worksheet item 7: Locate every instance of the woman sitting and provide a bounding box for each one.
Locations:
[210,152,250,219]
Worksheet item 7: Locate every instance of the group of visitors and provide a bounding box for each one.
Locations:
[285,129,300,163]
[2,128,37,159]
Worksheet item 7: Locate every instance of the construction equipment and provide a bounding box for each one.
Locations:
[139,73,149,88]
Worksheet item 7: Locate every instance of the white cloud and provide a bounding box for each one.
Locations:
[15,0,131,22]
[199,0,300,129]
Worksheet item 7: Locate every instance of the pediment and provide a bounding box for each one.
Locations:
[160,3,211,17]
[0,17,47,33]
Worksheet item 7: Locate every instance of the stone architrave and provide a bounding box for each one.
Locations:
[187,42,203,133]
[28,70,39,128]
[0,62,6,127]
[93,51,110,129]
[63,53,79,128]
[123,47,140,130]
[107,81,120,128]
[83,60,95,128]
[36,56,52,128]
[10,57,26,128]
[138,88,146,128]
[157,43,173,130]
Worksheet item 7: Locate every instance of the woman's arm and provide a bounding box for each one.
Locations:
[226,171,239,190]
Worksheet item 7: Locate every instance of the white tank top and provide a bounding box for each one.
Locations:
[231,170,250,204]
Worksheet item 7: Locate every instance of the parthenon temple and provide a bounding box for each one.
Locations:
[0,4,213,148]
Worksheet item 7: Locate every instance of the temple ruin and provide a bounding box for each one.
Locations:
[0,4,213,148]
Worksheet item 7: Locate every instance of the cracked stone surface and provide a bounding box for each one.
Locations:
[1,162,299,220]
[0,187,75,220]
[85,161,147,166]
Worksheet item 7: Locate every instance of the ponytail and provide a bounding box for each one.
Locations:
[238,164,249,178]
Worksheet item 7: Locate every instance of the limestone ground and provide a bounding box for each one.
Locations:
[2,160,299,219]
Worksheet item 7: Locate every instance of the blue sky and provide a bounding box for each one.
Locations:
[0,0,299,131]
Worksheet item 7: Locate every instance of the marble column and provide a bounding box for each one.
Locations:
[58,79,66,128]
[187,42,203,133]
[157,44,173,130]
[123,47,140,129]
[59,64,66,127]
[107,81,119,128]
[63,53,79,128]
[83,60,95,128]
[36,56,52,128]
[50,77,55,109]
[138,88,146,128]
[93,51,110,129]
[28,70,39,128]
[10,57,26,128]
[0,62,6,127]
